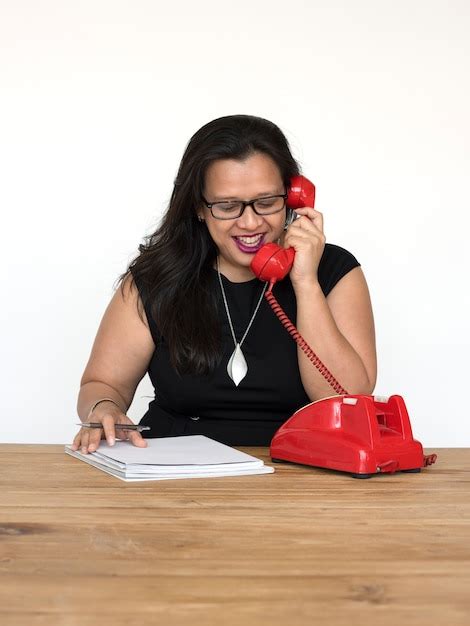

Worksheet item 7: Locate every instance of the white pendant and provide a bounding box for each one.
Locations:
[227,344,248,386]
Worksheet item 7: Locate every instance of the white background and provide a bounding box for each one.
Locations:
[1,0,468,446]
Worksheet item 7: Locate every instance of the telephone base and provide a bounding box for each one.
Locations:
[272,457,422,479]
[270,394,436,478]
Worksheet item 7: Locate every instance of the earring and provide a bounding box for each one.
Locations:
[197,215,204,223]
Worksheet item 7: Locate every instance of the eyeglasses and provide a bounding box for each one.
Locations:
[202,193,288,220]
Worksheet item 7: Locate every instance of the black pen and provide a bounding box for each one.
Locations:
[76,423,150,432]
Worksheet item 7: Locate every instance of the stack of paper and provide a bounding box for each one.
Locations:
[65,435,275,481]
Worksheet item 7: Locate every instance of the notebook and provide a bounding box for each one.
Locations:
[65,435,275,481]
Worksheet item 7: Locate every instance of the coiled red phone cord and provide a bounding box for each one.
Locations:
[265,283,349,396]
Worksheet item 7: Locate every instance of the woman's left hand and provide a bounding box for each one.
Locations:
[283,206,326,290]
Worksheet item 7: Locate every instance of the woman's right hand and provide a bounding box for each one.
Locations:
[71,400,148,454]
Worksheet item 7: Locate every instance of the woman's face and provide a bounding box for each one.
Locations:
[199,152,286,281]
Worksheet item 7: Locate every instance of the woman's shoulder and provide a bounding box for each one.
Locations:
[320,242,360,265]
[318,242,361,297]
[126,267,161,345]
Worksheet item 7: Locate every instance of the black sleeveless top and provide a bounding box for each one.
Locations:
[133,243,360,445]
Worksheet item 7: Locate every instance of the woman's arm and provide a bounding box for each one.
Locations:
[73,275,156,452]
[294,266,377,400]
[283,205,377,401]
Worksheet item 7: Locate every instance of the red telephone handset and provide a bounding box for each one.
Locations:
[250,175,315,282]
[250,175,437,477]
[287,174,316,212]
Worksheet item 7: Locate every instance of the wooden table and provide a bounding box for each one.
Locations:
[1,445,469,625]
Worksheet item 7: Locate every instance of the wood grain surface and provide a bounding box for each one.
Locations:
[0,444,469,626]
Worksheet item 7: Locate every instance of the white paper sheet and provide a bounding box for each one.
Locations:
[73,435,264,465]
[64,435,275,482]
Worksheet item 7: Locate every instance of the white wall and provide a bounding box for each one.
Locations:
[1,0,468,447]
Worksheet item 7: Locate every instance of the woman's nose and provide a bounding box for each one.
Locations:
[237,204,263,229]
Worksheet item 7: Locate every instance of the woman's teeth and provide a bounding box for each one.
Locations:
[233,234,265,253]
[235,234,263,246]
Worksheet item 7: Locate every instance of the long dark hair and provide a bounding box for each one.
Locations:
[118,114,300,375]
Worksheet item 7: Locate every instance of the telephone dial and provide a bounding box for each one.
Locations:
[251,175,437,478]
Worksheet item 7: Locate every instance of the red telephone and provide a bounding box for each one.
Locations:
[250,175,437,478]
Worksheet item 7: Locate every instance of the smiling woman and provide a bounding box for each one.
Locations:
[73,114,376,452]
[199,154,287,281]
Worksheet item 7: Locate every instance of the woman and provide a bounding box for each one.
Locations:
[72,114,377,453]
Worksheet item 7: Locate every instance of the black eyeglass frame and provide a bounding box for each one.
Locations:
[201,193,288,220]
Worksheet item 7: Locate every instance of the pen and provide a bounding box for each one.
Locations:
[76,423,150,432]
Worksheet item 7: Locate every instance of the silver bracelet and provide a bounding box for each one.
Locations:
[87,398,121,420]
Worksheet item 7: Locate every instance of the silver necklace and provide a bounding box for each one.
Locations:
[216,259,268,386]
